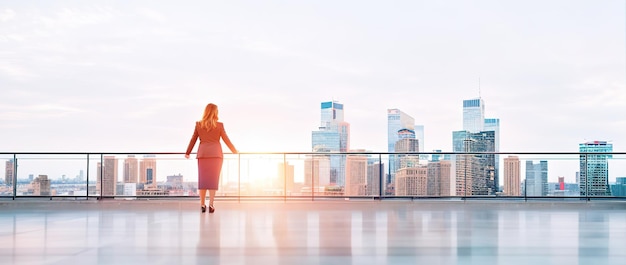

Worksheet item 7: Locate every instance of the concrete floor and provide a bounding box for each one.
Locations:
[0,199,625,265]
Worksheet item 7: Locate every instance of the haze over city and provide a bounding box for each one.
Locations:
[1,1,624,156]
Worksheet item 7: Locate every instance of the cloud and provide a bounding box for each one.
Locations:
[0,103,84,121]
[38,7,117,30]
[0,9,16,21]
[0,63,37,79]
[136,7,166,22]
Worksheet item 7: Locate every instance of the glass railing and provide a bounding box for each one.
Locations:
[1,152,625,200]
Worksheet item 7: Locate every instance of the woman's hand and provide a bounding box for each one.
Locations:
[184,154,190,159]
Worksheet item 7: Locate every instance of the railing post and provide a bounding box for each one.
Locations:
[311,155,315,201]
[378,154,383,200]
[99,154,103,200]
[12,154,17,200]
[283,153,287,202]
[584,154,589,202]
[524,166,527,202]
[86,154,90,201]
[237,153,241,203]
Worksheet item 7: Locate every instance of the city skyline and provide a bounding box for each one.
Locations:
[0,1,624,156]
[1,98,623,190]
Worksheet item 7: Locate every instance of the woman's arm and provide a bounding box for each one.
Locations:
[220,124,238,154]
[185,124,199,157]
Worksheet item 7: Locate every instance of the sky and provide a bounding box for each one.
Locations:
[1,0,625,158]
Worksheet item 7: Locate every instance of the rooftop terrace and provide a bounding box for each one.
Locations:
[1,199,625,265]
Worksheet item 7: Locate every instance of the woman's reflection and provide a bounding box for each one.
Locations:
[196,213,221,264]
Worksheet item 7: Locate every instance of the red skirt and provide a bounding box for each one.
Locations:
[197,158,223,190]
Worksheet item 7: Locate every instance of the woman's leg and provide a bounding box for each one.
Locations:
[199,189,207,206]
[208,189,216,206]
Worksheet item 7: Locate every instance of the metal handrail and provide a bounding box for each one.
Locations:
[1,151,624,201]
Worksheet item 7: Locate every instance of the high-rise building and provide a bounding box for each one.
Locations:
[387,109,416,186]
[579,141,613,196]
[461,98,501,189]
[611,177,626,197]
[484,118,500,186]
[503,156,521,196]
[395,166,428,196]
[140,155,157,188]
[484,118,500,150]
[463,98,485,133]
[345,153,368,196]
[414,125,425,153]
[525,160,548,196]
[312,101,350,186]
[277,162,295,195]
[426,160,451,196]
[395,138,419,170]
[367,162,383,196]
[452,130,496,195]
[97,156,118,196]
[32,175,51,196]
[304,155,331,190]
[5,159,14,186]
[124,155,139,183]
[455,151,474,197]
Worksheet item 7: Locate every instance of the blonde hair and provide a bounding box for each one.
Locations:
[199,103,218,130]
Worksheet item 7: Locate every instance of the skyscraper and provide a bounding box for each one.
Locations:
[345,153,368,196]
[484,118,500,151]
[525,160,548,196]
[304,155,331,192]
[124,155,139,183]
[97,156,118,196]
[503,156,521,196]
[456,98,500,195]
[452,130,496,195]
[426,160,451,196]
[312,101,350,186]
[5,159,14,186]
[317,101,349,152]
[387,109,416,186]
[463,98,485,133]
[395,166,428,196]
[484,118,500,186]
[140,155,157,189]
[611,177,626,197]
[367,162,383,196]
[579,141,613,196]
[395,138,419,169]
[414,125,425,153]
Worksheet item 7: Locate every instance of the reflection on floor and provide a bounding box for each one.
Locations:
[0,200,625,264]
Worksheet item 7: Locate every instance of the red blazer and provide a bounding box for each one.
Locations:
[186,122,237,158]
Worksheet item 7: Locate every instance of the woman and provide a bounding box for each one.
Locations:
[185,103,238,213]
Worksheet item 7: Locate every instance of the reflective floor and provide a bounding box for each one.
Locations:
[0,200,625,265]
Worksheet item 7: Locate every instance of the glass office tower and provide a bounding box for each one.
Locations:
[387,109,415,187]
[453,130,496,195]
[463,98,485,133]
[312,101,350,186]
[579,141,613,196]
[524,160,548,196]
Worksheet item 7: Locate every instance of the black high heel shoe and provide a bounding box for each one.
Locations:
[201,205,207,213]
[209,204,215,213]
